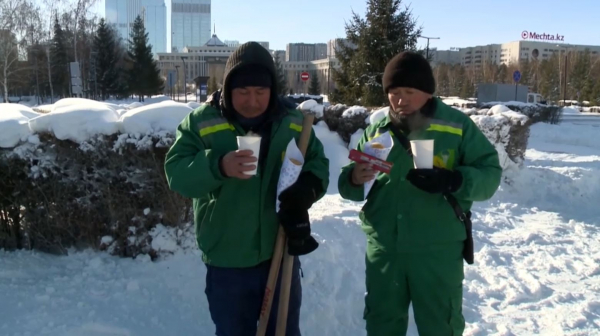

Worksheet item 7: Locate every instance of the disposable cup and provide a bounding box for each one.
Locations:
[236,136,261,175]
[410,140,434,169]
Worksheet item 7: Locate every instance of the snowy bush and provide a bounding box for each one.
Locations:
[480,101,562,124]
[0,134,191,257]
[322,104,371,143]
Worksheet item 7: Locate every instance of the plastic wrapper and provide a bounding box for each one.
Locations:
[362,131,394,199]
[276,138,304,212]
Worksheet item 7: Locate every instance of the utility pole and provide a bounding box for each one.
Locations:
[418,35,440,61]
[181,56,188,103]
[175,65,180,101]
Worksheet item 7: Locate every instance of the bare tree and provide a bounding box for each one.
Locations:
[41,0,67,103]
[0,0,29,102]
[69,0,99,63]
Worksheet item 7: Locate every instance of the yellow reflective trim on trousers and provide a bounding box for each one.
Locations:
[199,123,235,137]
[290,123,302,132]
[427,124,463,136]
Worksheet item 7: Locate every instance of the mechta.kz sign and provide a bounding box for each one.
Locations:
[521,31,565,42]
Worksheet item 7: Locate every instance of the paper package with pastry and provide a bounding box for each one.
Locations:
[276,138,305,212]
[361,131,394,199]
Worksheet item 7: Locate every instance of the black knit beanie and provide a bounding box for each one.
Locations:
[382,51,435,94]
[229,64,272,90]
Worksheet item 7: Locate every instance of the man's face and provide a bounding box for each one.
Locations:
[387,87,432,115]
[231,87,271,118]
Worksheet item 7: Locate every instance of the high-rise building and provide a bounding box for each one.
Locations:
[171,0,211,52]
[327,38,354,58]
[286,43,327,62]
[105,0,167,53]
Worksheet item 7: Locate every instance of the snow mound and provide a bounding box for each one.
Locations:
[313,121,351,194]
[119,101,192,135]
[342,106,368,118]
[29,104,120,142]
[488,105,529,125]
[298,99,324,118]
[0,110,32,148]
[348,128,364,150]
[127,102,144,110]
[1,103,41,119]
[51,98,120,113]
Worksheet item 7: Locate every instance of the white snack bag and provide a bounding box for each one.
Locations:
[276,138,305,212]
[361,131,394,199]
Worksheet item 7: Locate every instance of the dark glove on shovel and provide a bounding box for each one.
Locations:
[277,207,319,256]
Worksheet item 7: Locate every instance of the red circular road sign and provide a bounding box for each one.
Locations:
[301,72,310,81]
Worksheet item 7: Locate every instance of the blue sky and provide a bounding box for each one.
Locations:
[93,0,600,51]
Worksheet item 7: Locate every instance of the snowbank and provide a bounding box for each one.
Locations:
[561,107,581,115]
[29,104,120,143]
[313,122,351,193]
[298,99,325,118]
[0,104,42,148]
[119,101,193,135]
[342,106,368,118]
[51,98,120,113]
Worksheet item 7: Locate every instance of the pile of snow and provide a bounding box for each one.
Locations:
[487,104,530,125]
[442,96,476,107]
[288,94,323,100]
[51,98,121,113]
[342,106,368,118]
[187,102,201,109]
[298,99,324,118]
[313,121,351,194]
[119,101,193,135]
[29,104,120,143]
[0,104,41,148]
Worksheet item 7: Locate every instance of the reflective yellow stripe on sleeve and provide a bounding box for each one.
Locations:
[426,124,463,136]
[198,118,235,137]
[290,123,302,132]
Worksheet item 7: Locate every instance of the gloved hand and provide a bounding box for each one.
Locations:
[277,207,319,256]
[406,168,463,194]
[278,172,323,211]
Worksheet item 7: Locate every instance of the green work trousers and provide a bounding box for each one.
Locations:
[363,238,466,336]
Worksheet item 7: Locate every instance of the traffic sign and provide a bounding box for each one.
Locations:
[513,70,521,83]
[301,72,310,82]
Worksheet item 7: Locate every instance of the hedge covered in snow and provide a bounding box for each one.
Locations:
[0,97,531,255]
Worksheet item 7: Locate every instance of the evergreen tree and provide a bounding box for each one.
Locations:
[127,15,163,102]
[539,55,560,102]
[308,73,321,95]
[93,18,119,100]
[332,0,422,106]
[50,15,70,97]
[273,53,288,95]
[207,76,218,95]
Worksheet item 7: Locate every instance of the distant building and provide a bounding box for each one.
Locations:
[457,40,600,68]
[272,50,286,62]
[171,0,211,52]
[286,43,327,62]
[105,0,167,53]
[430,49,461,66]
[224,40,239,48]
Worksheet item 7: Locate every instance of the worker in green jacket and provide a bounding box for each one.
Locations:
[338,51,502,335]
[164,41,329,336]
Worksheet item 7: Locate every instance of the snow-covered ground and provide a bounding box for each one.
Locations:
[2,104,600,335]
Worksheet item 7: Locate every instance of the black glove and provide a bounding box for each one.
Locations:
[277,207,319,256]
[406,168,463,194]
[278,172,323,211]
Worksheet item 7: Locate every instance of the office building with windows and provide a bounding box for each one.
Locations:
[171,0,211,52]
[105,0,167,53]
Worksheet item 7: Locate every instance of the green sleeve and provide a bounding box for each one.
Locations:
[302,127,330,199]
[452,117,502,202]
[337,125,373,201]
[164,113,225,199]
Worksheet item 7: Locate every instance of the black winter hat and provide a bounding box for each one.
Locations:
[221,42,278,118]
[229,64,272,90]
[382,51,435,94]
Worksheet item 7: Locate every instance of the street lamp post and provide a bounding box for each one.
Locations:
[174,65,180,101]
[418,35,441,61]
[181,56,188,103]
[557,44,571,105]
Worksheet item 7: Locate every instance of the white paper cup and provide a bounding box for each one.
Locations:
[410,140,434,169]
[236,136,261,175]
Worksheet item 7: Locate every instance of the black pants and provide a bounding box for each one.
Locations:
[205,257,302,336]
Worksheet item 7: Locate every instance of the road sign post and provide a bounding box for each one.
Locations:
[513,70,521,101]
[301,72,310,98]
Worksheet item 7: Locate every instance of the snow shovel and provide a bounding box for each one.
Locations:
[256,108,316,336]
